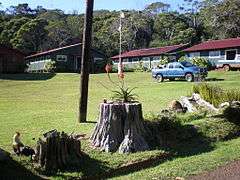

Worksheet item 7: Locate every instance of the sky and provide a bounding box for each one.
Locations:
[0,0,185,14]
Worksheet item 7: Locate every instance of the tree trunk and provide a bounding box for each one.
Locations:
[35,130,82,171]
[90,102,149,153]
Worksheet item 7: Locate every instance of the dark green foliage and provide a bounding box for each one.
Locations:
[111,85,138,103]
[134,61,149,72]
[195,118,240,141]
[144,113,200,149]
[223,103,240,125]
[11,18,48,53]
[193,83,240,107]
[193,83,223,107]
[0,1,240,56]
[191,57,212,69]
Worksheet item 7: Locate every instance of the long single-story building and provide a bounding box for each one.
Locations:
[0,46,25,73]
[25,43,106,73]
[111,44,189,68]
[184,38,240,69]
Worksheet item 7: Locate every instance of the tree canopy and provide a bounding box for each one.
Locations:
[0,0,239,56]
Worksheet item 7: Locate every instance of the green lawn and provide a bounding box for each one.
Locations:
[0,71,240,179]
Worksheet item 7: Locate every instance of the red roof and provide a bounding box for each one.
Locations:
[184,38,240,52]
[111,44,188,60]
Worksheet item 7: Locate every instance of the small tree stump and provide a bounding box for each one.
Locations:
[90,102,149,153]
[35,130,82,171]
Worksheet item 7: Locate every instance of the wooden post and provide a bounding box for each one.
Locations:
[79,0,94,123]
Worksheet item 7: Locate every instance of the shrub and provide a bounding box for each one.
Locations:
[196,118,240,141]
[44,60,56,73]
[144,113,199,148]
[134,61,148,72]
[178,56,189,62]
[159,56,169,65]
[193,83,240,107]
[191,57,212,69]
[123,66,135,72]
[223,102,240,125]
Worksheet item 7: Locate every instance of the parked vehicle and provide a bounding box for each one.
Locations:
[152,61,208,82]
[216,59,240,71]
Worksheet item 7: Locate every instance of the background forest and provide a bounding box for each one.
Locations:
[0,0,239,57]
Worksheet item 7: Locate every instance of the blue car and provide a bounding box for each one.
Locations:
[152,61,208,82]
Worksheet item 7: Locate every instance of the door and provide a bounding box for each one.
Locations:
[75,56,81,72]
[174,63,185,77]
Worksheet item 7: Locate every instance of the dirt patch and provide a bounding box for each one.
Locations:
[188,160,240,180]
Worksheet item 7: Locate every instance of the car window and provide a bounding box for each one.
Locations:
[168,64,174,69]
[174,63,181,68]
[181,61,194,67]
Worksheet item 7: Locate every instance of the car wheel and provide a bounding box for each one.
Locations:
[156,74,164,82]
[185,73,194,82]
[223,64,230,71]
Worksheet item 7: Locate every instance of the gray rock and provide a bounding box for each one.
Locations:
[179,96,197,112]
[169,100,184,113]
[219,102,230,108]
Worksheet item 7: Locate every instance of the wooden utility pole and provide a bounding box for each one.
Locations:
[79,0,94,123]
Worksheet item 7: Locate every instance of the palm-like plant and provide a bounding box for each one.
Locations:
[102,64,138,103]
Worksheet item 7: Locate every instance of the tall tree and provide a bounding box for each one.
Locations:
[6,3,35,17]
[144,2,170,16]
[11,18,48,53]
[0,17,30,46]
[151,12,196,47]
[202,0,240,39]
[45,20,73,49]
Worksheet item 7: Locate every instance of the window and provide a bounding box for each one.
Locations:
[189,52,200,58]
[181,61,194,67]
[141,57,150,62]
[56,55,67,62]
[209,51,220,58]
[174,63,181,68]
[226,50,237,60]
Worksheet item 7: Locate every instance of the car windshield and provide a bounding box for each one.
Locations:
[181,61,195,67]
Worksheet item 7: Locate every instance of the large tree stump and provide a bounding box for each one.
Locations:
[35,130,82,171]
[90,102,149,153]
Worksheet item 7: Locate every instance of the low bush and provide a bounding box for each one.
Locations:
[191,57,212,69]
[192,83,240,107]
[159,56,169,66]
[195,118,240,141]
[134,61,149,72]
[223,102,240,125]
[44,60,56,73]
[144,112,199,148]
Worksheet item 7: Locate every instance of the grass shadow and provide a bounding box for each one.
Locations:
[205,77,224,81]
[144,117,214,157]
[0,149,44,179]
[96,116,215,179]
[42,152,112,179]
[0,73,56,81]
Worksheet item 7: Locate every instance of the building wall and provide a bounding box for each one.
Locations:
[0,47,25,73]
[186,47,240,67]
[26,45,106,73]
[113,54,178,69]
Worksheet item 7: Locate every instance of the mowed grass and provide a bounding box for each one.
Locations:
[0,72,195,150]
[0,71,240,179]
